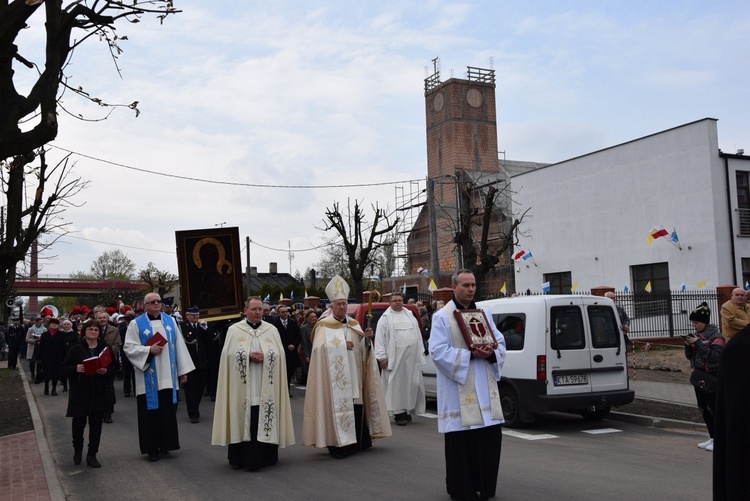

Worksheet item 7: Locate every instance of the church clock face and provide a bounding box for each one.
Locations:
[466,88,483,108]
[433,92,444,111]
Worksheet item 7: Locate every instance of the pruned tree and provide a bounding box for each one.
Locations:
[139,261,179,298]
[319,199,399,302]
[448,170,530,299]
[0,0,178,305]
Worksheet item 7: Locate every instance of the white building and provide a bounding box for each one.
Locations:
[513,118,750,294]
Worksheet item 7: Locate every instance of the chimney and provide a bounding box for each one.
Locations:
[269,262,278,275]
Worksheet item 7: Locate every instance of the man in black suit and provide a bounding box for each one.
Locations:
[180,306,209,423]
[272,305,301,394]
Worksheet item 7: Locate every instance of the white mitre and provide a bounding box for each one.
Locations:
[325,274,350,301]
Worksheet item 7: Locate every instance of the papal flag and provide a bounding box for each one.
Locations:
[500,282,507,294]
[304,289,309,298]
[696,281,706,289]
[280,292,285,300]
[571,281,578,292]
[428,279,438,292]
[644,281,652,293]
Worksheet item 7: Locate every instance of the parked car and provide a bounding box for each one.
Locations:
[422,295,635,427]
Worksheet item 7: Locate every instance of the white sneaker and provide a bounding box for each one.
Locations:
[706,442,714,452]
[698,438,713,449]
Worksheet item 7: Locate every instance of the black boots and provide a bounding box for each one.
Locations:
[73,450,82,465]
[86,455,101,468]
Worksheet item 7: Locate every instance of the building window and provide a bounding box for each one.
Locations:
[742,258,750,288]
[631,262,670,317]
[544,272,571,294]
[737,171,750,236]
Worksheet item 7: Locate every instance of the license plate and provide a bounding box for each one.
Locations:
[554,374,589,386]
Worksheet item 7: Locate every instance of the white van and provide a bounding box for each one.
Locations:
[479,294,634,427]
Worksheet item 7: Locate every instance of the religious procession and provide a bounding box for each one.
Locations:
[14,269,506,501]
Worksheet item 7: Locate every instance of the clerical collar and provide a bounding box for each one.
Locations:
[246,320,261,329]
[452,295,476,310]
[147,313,161,321]
[333,315,348,324]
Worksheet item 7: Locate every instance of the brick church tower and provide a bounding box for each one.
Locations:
[407,62,509,295]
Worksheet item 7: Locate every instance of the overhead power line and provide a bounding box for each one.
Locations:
[50,145,422,189]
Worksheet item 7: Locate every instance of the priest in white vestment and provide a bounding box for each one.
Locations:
[302,275,391,459]
[123,293,195,462]
[429,270,506,501]
[374,291,426,426]
[211,296,295,470]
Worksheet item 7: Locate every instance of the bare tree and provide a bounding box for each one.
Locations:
[448,170,530,299]
[0,151,87,300]
[139,262,179,298]
[0,1,179,303]
[0,1,179,159]
[319,200,399,302]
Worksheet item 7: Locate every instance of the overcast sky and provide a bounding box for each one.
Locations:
[16,0,750,281]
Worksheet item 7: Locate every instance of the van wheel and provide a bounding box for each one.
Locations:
[499,386,523,428]
[581,406,611,421]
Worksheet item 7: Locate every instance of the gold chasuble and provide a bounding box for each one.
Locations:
[211,320,294,447]
[302,315,391,448]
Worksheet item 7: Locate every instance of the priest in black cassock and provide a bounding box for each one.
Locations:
[713,325,750,500]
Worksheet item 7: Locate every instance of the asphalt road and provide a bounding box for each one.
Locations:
[32,379,712,501]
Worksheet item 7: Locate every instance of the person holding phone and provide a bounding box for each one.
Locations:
[685,302,725,452]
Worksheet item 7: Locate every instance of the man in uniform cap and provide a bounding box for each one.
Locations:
[302,275,391,459]
[162,297,181,322]
[180,306,209,423]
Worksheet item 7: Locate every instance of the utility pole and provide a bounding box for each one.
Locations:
[246,237,251,296]
[426,178,440,288]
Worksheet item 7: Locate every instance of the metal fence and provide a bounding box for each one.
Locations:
[452,289,721,339]
[614,290,719,339]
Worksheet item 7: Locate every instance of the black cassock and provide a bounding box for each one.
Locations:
[713,327,750,500]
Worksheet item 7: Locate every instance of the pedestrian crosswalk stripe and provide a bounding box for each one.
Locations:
[582,428,622,435]
[503,430,558,441]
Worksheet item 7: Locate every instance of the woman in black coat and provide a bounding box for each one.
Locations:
[61,319,114,468]
[38,318,67,396]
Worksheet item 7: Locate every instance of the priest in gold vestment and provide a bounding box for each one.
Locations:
[302,275,391,459]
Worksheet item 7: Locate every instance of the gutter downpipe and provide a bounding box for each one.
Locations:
[724,154,739,284]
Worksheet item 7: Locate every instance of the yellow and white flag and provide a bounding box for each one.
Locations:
[428,279,438,292]
[500,282,507,294]
[644,281,652,293]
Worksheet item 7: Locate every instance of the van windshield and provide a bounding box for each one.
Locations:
[493,313,526,350]
[587,305,620,348]
[551,306,585,350]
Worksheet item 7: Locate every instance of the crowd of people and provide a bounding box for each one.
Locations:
[3,272,501,500]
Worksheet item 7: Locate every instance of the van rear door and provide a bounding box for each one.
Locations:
[545,297,593,396]
[585,300,627,393]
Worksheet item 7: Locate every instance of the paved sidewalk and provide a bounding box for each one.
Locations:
[0,360,65,501]
[0,357,701,501]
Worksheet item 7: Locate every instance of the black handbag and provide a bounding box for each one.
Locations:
[690,368,718,393]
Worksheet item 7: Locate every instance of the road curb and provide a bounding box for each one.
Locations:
[19,367,67,501]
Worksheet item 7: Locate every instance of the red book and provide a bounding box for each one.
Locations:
[144,331,167,347]
[82,346,112,376]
